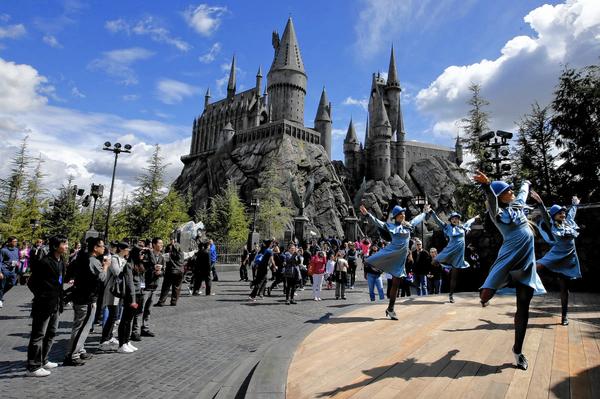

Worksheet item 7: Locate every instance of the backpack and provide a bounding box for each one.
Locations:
[110,271,126,298]
[253,252,264,267]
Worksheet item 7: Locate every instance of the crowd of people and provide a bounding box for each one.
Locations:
[1,169,583,377]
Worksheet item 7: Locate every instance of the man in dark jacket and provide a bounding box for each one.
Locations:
[191,241,212,296]
[63,237,109,366]
[26,235,68,377]
[140,237,165,337]
[157,239,185,306]
[412,239,431,296]
[0,236,20,307]
[249,240,275,301]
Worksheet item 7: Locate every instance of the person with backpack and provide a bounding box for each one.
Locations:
[63,237,110,366]
[26,235,68,377]
[99,244,126,351]
[249,240,275,301]
[359,203,430,320]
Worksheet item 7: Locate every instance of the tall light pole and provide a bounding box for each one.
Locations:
[103,142,132,243]
[479,130,513,180]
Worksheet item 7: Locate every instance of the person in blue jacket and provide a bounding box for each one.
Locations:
[474,171,545,371]
[428,211,479,303]
[534,194,581,326]
[360,202,430,321]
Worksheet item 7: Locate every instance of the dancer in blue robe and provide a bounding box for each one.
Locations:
[360,203,430,320]
[428,211,478,303]
[534,193,581,326]
[474,171,546,371]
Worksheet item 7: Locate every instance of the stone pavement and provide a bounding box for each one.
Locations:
[0,267,379,398]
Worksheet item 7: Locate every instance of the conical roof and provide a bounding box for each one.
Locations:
[223,121,234,131]
[387,45,399,87]
[315,87,331,122]
[345,119,358,143]
[227,56,236,94]
[269,18,305,74]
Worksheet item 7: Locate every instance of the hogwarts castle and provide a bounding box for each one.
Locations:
[175,17,468,237]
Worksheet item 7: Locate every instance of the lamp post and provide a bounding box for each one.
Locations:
[479,130,513,180]
[102,142,132,242]
[413,195,427,244]
[247,198,260,250]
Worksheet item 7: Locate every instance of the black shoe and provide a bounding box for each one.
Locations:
[154,302,164,307]
[79,353,93,360]
[130,333,142,341]
[285,300,290,305]
[266,287,272,296]
[513,348,528,370]
[63,357,86,367]
[342,297,347,300]
[290,300,297,304]
[561,316,569,326]
[386,309,398,320]
[141,330,155,337]
[192,292,200,296]
[170,303,177,306]
[449,294,455,303]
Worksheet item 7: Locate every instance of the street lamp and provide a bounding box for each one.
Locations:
[413,195,427,244]
[103,141,132,242]
[30,218,40,241]
[247,198,260,250]
[479,130,513,180]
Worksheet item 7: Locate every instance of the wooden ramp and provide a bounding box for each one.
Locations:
[287,292,600,399]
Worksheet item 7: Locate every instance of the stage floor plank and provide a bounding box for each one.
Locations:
[287,292,600,399]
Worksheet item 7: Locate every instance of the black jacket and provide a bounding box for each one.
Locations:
[72,254,107,305]
[143,251,166,290]
[166,243,184,274]
[28,254,65,314]
[191,248,211,277]
[412,249,431,275]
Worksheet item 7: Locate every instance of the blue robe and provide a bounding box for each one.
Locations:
[480,182,546,294]
[536,205,581,279]
[428,211,476,269]
[365,212,427,278]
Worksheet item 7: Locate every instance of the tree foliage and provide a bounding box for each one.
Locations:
[460,83,491,171]
[253,165,293,240]
[203,180,249,246]
[552,65,600,201]
[0,136,30,224]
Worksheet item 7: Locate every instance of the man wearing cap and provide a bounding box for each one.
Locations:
[474,171,545,371]
[427,210,479,303]
[534,194,581,326]
[359,203,430,320]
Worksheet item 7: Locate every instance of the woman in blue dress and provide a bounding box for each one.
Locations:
[474,171,546,371]
[428,211,478,303]
[359,203,430,320]
[533,194,581,326]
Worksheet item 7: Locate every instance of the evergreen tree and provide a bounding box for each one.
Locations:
[461,84,491,171]
[203,181,249,245]
[552,64,600,201]
[254,165,293,239]
[44,177,87,244]
[514,103,560,201]
[0,136,30,223]
[10,155,48,240]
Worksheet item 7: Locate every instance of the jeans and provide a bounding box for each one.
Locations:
[250,269,268,298]
[367,273,385,301]
[211,261,219,281]
[0,268,16,301]
[335,271,347,299]
[312,274,324,298]
[141,290,156,332]
[65,303,96,360]
[239,264,248,281]
[118,304,136,346]
[416,274,428,296]
[192,274,212,295]
[284,277,298,301]
[348,263,357,287]
[101,305,118,343]
[433,279,442,294]
[27,309,60,371]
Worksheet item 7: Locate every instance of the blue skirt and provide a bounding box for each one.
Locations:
[538,237,581,279]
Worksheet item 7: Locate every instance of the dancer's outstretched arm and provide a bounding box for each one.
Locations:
[428,210,446,229]
[410,204,431,227]
[515,181,531,206]
[463,215,479,231]
[567,196,579,224]
[359,205,386,229]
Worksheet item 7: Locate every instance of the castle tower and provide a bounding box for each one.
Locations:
[314,87,332,158]
[227,56,236,99]
[267,17,307,124]
[368,75,392,180]
[343,118,360,179]
[455,133,463,166]
[190,118,198,154]
[255,66,262,93]
[385,46,401,135]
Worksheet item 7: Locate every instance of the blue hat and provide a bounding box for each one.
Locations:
[549,204,567,218]
[448,212,462,220]
[391,205,406,218]
[490,181,513,197]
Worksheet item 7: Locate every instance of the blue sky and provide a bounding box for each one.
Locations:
[0,0,598,196]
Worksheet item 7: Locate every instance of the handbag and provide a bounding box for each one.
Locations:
[110,271,126,298]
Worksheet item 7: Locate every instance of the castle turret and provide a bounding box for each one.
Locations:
[191,117,198,154]
[204,87,211,109]
[222,121,235,145]
[256,66,262,94]
[368,76,392,180]
[227,56,236,99]
[343,118,360,178]
[455,133,463,166]
[314,87,332,158]
[267,17,307,124]
[385,46,401,136]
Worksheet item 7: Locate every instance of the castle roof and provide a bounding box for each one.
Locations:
[404,140,453,152]
[345,118,358,143]
[315,88,331,122]
[227,56,236,95]
[269,17,305,75]
[387,46,399,87]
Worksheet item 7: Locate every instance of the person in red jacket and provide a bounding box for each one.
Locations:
[310,251,327,301]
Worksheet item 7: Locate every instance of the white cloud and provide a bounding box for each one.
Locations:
[71,86,85,98]
[105,17,191,52]
[199,42,221,63]
[342,96,368,111]
[0,23,26,39]
[43,34,62,48]
[156,78,201,104]
[0,57,50,112]
[183,4,227,36]
[88,47,154,85]
[332,128,346,138]
[354,0,476,58]
[416,0,600,138]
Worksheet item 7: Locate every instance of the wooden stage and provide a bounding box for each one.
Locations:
[287,292,600,399]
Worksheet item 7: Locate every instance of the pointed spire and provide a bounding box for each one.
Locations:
[256,65,263,77]
[397,101,405,139]
[204,88,211,108]
[269,17,305,74]
[227,55,236,97]
[345,118,358,143]
[372,83,391,129]
[364,115,370,144]
[315,87,331,122]
[387,45,399,87]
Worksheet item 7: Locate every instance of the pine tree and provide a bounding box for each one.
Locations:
[461,84,491,171]
[552,64,600,201]
[0,136,31,223]
[44,176,87,244]
[254,164,293,240]
[224,182,249,246]
[514,103,560,201]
